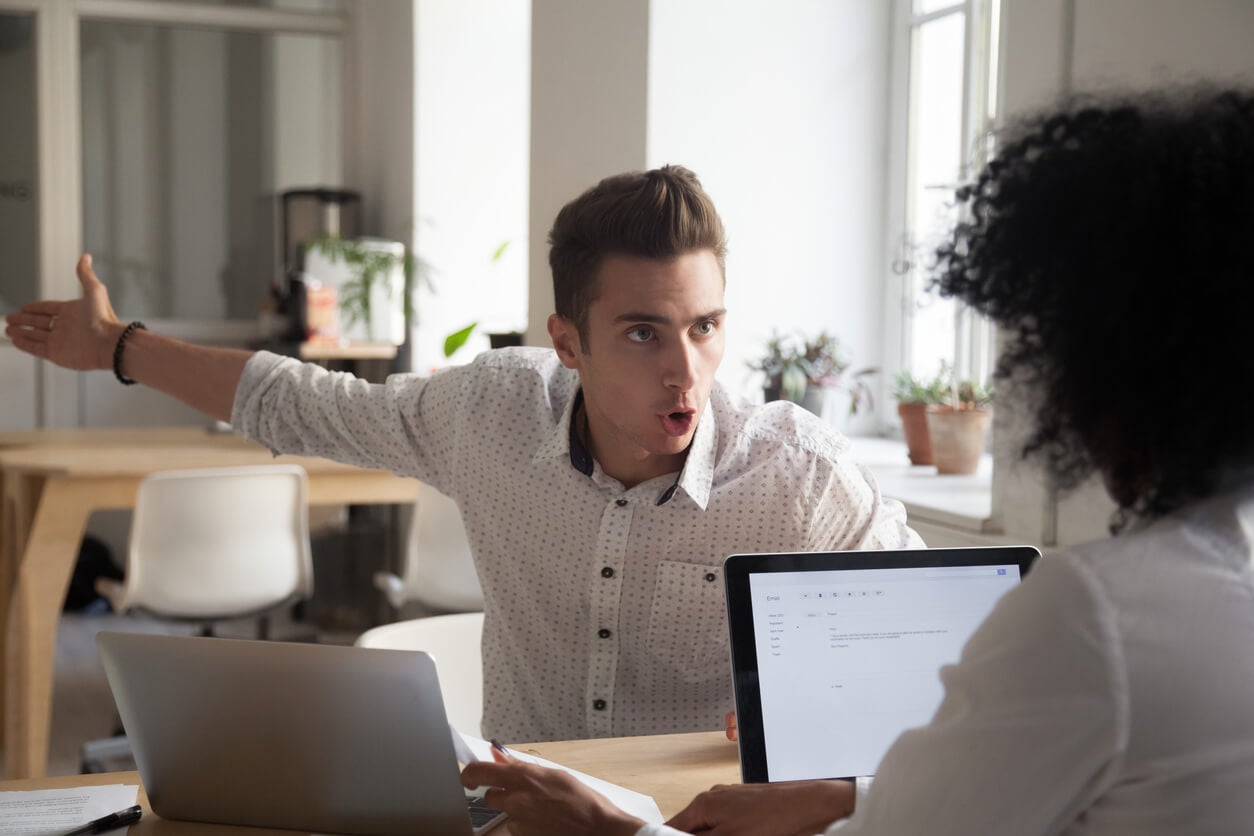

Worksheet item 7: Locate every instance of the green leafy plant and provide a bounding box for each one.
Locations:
[306,234,430,336]
[749,330,878,415]
[892,362,953,405]
[955,378,994,410]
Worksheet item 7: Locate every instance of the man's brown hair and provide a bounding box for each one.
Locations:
[548,165,727,342]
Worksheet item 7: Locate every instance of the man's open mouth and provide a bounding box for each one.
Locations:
[660,409,695,438]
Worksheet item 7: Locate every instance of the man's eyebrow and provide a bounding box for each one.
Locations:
[612,308,727,325]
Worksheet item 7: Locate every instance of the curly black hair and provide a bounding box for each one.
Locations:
[932,87,1254,528]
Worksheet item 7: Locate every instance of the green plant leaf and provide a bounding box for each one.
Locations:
[443,322,479,358]
[490,240,510,263]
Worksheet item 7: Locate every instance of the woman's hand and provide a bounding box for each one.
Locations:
[4,254,123,371]
[461,748,645,836]
[666,779,854,836]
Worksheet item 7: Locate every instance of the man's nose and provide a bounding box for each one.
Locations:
[662,339,698,390]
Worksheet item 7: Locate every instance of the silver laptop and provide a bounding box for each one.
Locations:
[96,631,505,835]
[723,545,1039,782]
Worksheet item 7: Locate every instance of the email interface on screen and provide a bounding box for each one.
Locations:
[748,564,1021,781]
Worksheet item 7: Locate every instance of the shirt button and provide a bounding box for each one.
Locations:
[704,572,717,582]
[615,498,628,507]
[601,566,615,579]
[593,699,607,711]
[598,628,611,639]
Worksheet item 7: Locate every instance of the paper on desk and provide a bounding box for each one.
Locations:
[455,730,663,825]
[0,785,138,836]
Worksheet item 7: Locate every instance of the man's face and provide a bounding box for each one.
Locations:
[548,250,726,488]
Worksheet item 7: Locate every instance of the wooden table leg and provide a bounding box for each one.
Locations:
[0,471,46,752]
[4,477,102,778]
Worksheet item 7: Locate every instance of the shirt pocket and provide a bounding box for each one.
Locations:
[645,560,728,684]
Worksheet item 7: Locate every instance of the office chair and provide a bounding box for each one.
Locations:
[372,482,484,614]
[94,464,315,638]
[354,611,485,736]
[84,465,315,773]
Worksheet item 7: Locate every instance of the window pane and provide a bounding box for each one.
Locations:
[907,13,965,375]
[81,21,343,321]
[0,13,39,314]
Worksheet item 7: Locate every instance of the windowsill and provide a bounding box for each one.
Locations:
[845,436,996,534]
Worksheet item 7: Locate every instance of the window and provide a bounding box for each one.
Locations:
[887,0,1000,399]
[80,4,345,322]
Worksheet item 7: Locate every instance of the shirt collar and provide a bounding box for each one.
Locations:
[669,400,716,510]
[531,386,718,510]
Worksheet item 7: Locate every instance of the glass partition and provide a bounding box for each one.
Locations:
[80,19,343,321]
[0,12,39,315]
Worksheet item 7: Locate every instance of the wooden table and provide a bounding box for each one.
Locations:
[0,428,420,779]
[0,732,739,834]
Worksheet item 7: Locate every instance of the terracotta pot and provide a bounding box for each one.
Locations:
[897,402,933,465]
[924,405,992,475]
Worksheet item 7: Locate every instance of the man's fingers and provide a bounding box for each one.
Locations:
[76,253,100,290]
[6,332,50,358]
[460,760,522,790]
[7,312,56,331]
[15,301,59,317]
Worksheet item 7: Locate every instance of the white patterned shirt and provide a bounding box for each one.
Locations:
[232,347,921,742]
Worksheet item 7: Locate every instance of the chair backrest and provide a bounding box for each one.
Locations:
[354,612,485,737]
[395,483,483,612]
[119,465,314,619]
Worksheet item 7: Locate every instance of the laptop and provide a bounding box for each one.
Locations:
[724,545,1039,783]
[96,632,506,836]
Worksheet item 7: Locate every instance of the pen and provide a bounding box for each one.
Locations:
[61,805,143,836]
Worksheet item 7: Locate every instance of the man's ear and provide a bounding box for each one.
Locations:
[548,314,583,369]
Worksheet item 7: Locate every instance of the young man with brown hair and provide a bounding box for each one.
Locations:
[7,165,920,743]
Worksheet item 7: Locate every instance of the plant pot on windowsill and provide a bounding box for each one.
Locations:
[897,402,934,465]
[925,405,992,475]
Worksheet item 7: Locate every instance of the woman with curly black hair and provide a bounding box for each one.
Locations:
[461,88,1254,836]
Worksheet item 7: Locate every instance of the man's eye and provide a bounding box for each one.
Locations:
[695,320,717,336]
[627,326,654,343]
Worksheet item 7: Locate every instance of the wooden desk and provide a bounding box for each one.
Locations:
[0,429,420,779]
[0,732,739,834]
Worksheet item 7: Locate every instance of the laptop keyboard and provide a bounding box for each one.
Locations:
[467,795,505,832]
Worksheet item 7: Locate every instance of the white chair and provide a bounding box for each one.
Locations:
[84,465,315,773]
[355,612,485,737]
[95,465,315,637]
[373,482,483,613]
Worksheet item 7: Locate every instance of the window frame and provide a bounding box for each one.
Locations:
[882,0,1000,430]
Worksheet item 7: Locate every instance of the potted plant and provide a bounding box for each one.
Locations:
[925,377,994,475]
[892,364,952,466]
[749,330,878,421]
[304,234,428,344]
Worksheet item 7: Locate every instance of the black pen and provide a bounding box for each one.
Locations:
[62,805,143,836]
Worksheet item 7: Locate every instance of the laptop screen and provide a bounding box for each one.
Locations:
[724,546,1039,783]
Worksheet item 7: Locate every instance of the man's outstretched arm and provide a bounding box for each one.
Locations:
[4,254,251,423]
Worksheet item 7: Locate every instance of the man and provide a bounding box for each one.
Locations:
[6,165,920,743]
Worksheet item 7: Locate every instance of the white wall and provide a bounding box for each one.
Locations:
[411,0,531,373]
[647,0,891,420]
[993,0,1254,547]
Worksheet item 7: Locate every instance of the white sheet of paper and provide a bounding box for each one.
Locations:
[456,731,664,825]
[0,785,138,836]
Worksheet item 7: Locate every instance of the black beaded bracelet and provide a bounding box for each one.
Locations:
[113,320,147,385]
